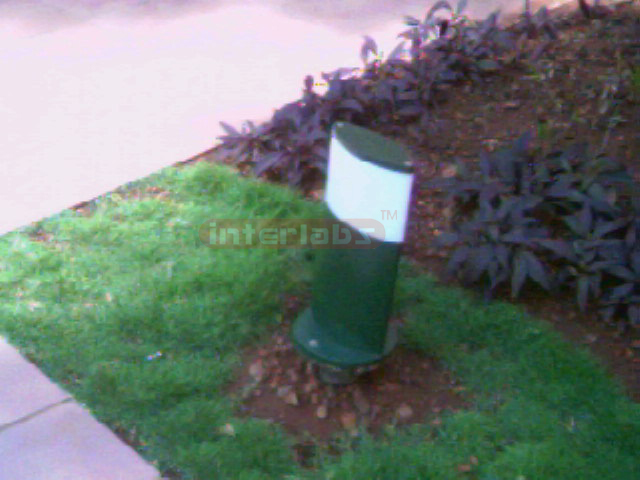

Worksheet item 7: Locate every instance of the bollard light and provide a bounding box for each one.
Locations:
[292,121,414,384]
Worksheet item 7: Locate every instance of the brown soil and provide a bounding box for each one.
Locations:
[227,323,468,466]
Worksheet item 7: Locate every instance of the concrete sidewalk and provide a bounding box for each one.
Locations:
[0,337,161,480]
[0,1,577,237]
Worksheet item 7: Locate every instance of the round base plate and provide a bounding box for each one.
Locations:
[291,308,397,369]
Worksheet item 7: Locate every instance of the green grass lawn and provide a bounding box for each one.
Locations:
[1,162,638,479]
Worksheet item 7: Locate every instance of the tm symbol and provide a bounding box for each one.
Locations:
[381,210,397,221]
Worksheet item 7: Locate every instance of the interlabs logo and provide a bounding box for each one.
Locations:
[198,219,385,249]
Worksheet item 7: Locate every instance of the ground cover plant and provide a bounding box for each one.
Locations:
[429,132,640,328]
[215,0,562,191]
[1,161,639,479]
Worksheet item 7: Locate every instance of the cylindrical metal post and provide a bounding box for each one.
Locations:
[292,121,414,380]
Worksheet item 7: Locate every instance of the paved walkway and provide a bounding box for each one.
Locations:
[0,337,160,479]
[0,0,577,237]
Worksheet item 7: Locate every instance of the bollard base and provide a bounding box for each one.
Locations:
[313,362,380,385]
[315,364,358,385]
[292,308,397,371]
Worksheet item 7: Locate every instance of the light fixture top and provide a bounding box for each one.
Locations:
[332,122,413,174]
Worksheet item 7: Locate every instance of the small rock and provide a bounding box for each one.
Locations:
[441,164,458,178]
[369,404,381,422]
[352,388,370,415]
[310,189,325,201]
[378,383,400,392]
[303,377,318,394]
[269,375,282,388]
[276,385,292,398]
[286,368,299,383]
[396,403,414,420]
[482,139,499,150]
[340,411,358,431]
[277,385,299,406]
[283,390,299,406]
[502,100,521,110]
[248,360,264,381]
[305,362,314,375]
[316,405,328,419]
[219,423,236,436]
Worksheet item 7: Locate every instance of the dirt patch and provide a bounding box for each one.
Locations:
[228,323,468,463]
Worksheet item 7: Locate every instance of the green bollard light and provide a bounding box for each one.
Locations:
[292,122,414,384]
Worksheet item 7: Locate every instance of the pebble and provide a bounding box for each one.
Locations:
[248,360,264,381]
[396,403,414,420]
[340,411,357,431]
[316,405,328,419]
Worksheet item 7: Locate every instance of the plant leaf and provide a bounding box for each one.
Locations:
[511,250,527,298]
[577,276,590,312]
[523,251,550,290]
[629,304,640,326]
[403,15,421,26]
[455,0,468,15]
[495,244,510,269]
[563,213,587,237]
[514,131,533,156]
[339,99,364,113]
[599,305,617,322]
[219,121,240,137]
[480,11,500,35]
[360,35,378,65]
[578,206,593,233]
[607,282,635,301]
[397,105,424,117]
[479,151,492,178]
[477,59,500,72]
[468,244,493,282]
[435,232,459,246]
[427,1,452,21]
[593,219,627,239]
[388,41,407,61]
[632,250,640,276]
[447,246,470,276]
[254,152,284,176]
